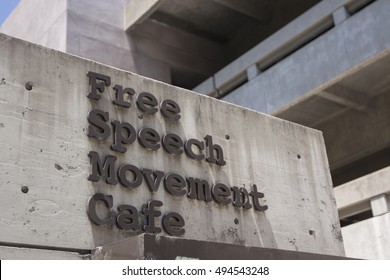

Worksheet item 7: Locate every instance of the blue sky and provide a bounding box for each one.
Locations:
[0,0,20,26]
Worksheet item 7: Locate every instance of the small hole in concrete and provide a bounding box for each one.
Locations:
[25,82,33,91]
[297,154,301,159]
[225,135,230,140]
[309,229,316,236]
[234,218,239,225]
[138,114,143,120]
[21,185,29,193]
[54,163,63,170]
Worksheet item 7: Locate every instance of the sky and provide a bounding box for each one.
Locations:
[0,0,20,26]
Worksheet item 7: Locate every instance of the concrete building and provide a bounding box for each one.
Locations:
[1,0,389,259]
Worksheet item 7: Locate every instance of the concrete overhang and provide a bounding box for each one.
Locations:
[222,0,390,172]
[125,0,166,31]
[124,0,322,89]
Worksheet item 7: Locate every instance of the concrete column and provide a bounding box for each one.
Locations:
[370,194,390,216]
[246,64,260,81]
[332,7,350,26]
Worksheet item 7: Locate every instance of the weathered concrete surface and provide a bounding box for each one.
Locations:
[0,246,88,260]
[92,234,350,260]
[370,194,390,217]
[342,213,390,259]
[0,0,67,52]
[0,33,343,256]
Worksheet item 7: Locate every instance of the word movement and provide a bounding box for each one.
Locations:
[86,71,268,236]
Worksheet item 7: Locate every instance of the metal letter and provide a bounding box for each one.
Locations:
[116,204,141,230]
[138,127,161,150]
[211,183,232,205]
[205,135,226,166]
[142,168,165,193]
[231,186,252,209]
[111,120,136,153]
[136,92,158,114]
[162,133,184,155]
[87,71,111,100]
[187,177,212,202]
[249,184,268,212]
[143,200,163,234]
[87,151,118,185]
[160,99,181,121]
[118,164,143,189]
[87,193,115,226]
[113,84,135,108]
[184,139,205,161]
[87,109,110,140]
[162,212,185,236]
[164,173,187,196]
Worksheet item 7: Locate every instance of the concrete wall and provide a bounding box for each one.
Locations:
[335,167,390,259]
[1,0,227,87]
[342,213,390,259]
[0,0,67,52]
[0,34,343,257]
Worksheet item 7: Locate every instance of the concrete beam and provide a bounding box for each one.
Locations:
[125,0,166,31]
[332,6,350,25]
[213,0,271,22]
[335,166,390,213]
[338,200,371,220]
[309,107,349,128]
[319,85,369,112]
[246,64,261,81]
[370,194,390,216]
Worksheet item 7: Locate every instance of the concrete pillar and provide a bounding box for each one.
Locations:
[370,194,390,216]
[332,7,350,26]
[246,64,260,81]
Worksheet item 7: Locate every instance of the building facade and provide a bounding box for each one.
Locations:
[1,0,389,259]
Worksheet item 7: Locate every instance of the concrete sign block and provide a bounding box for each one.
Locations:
[0,33,344,256]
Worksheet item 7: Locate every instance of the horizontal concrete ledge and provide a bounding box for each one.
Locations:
[194,0,374,96]
[335,166,390,216]
[0,245,89,260]
[92,234,351,260]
